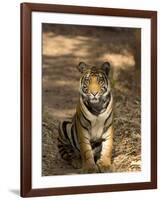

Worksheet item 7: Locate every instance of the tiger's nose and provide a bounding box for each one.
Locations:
[91,91,98,96]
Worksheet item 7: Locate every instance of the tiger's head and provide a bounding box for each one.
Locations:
[77,62,111,114]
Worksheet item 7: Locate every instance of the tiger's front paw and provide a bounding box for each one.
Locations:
[82,163,99,173]
[96,158,112,173]
[71,158,82,169]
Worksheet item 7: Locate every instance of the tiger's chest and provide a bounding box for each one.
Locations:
[90,115,106,140]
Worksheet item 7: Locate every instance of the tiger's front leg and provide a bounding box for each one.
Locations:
[77,126,99,173]
[96,125,113,172]
[79,137,99,173]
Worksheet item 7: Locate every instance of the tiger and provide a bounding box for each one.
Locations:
[58,62,113,173]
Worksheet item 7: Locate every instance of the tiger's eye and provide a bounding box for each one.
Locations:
[99,77,104,84]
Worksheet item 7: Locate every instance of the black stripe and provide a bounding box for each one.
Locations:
[58,137,66,144]
[58,124,67,142]
[83,135,90,140]
[75,120,78,134]
[73,121,81,152]
[104,92,111,108]
[103,122,112,134]
[59,148,65,154]
[78,135,90,145]
[62,121,71,142]
[81,111,91,125]
[103,72,108,84]
[77,115,89,131]
[75,120,79,138]
[104,110,113,126]
[71,125,80,151]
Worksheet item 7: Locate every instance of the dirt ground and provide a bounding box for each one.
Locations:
[42,24,141,176]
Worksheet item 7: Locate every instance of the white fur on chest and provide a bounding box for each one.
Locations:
[90,114,106,140]
[80,96,113,141]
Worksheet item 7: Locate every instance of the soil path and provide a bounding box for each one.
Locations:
[42,24,141,176]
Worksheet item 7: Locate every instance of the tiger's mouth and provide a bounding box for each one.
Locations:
[90,98,99,104]
[85,99,105,115]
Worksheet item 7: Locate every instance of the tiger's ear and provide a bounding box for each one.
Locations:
[101,62,110,76]
[77,62,87,73]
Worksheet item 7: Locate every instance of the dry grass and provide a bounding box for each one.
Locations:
[42,24,141,175]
